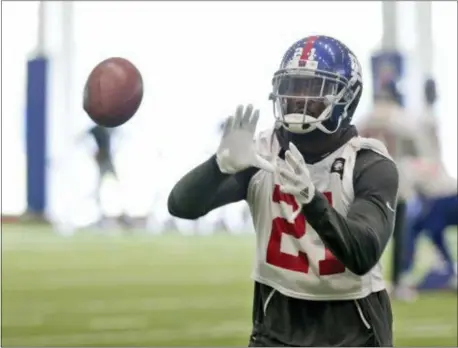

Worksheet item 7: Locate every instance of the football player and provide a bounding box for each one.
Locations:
[168,36,398,346]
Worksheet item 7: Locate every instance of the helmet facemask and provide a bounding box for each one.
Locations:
[271,68,352,134]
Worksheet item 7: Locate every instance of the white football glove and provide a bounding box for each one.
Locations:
[216,105,275,174]
[277,142,316,204]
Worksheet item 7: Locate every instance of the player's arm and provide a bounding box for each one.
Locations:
[167,155,257,219]
[303,150,399,276]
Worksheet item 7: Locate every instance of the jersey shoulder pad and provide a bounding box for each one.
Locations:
[357,136,394,162]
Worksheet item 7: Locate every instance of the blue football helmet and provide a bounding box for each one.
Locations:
[270,35,363,134]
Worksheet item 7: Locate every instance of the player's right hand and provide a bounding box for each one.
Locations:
[216,104,275,174]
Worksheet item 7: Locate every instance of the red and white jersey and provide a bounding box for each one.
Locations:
[246,128,392,301]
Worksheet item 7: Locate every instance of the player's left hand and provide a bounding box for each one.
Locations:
[276,142,315,204]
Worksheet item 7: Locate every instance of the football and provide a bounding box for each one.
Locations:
[83,57,143,128]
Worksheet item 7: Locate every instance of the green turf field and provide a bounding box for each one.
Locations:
[2,225,457,347]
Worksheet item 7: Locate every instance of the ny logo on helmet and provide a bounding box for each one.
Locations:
[307,48,317,61]
[288,47,318,69]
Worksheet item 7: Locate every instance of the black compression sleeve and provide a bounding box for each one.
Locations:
[302,150,399,275]
[167,155,258,219]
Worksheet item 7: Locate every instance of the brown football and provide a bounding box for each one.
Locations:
[83,57,143,128]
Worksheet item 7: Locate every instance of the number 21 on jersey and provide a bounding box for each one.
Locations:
[266,185,345,276]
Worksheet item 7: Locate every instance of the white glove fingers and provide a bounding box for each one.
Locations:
[242,104,254,127]
[285,150,302,175]
[288,142,305,166]
[252,154,275,173]
[248,109,260,133]
[222,116,234,137]
[234,105,244,128]
[278,166,298,185]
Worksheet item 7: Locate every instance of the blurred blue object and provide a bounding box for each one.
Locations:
[424,78,437,106]
[371,51,405,107]
[25,56,49,216]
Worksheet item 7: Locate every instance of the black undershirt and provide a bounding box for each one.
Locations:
[167,133,398,347]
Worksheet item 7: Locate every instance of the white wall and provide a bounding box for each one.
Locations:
[2,1,39,215]
[431,1,457,177]
[2,1,455,223]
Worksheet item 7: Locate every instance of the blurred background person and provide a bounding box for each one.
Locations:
[84,124,143,230]
[357,80,424,298]
[87,125,121,228]
[398,79,458,298]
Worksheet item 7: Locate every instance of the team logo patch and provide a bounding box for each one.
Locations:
[331,157,345,179]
